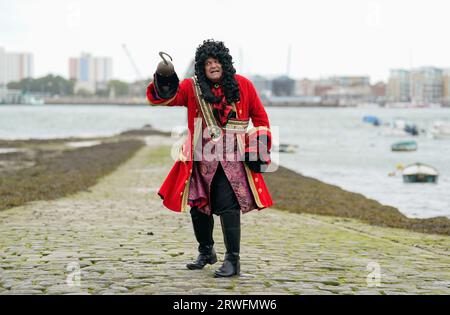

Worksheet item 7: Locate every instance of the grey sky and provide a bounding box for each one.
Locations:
[1,0,449,83]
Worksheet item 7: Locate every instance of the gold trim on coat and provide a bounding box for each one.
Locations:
[180,97,203,212]
[247,126,271,135]
[147,93,178,106]
[243,163,264,208]
[181,177,190,212]
[223,120,249,133]
[192,77,220,139]
[233,101,264,208]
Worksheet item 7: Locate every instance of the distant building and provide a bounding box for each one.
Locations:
[69,53,113,93]
[272,75,295,97]
[314,84,333,97]
[249,75,272,98]
[371,81,387,103]
[371,82,386,97]
[249,74,384,106]
[0,47,4,88]
[322,85,373,106]
[295,79,315,96]
[387,69,411,102]
[388,67,445,104]
[312,76,372,105]
[328,76,370,87]
[0,47,34,87]
[443,69,450,105]
[411,67,443,104]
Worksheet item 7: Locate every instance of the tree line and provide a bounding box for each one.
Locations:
[7,75,150,98]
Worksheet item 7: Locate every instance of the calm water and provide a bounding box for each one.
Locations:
[1,104,449,219]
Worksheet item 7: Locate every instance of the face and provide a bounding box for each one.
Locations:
[204,57,223,83]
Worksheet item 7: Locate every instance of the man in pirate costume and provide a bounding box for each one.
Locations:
[147,40,273,277]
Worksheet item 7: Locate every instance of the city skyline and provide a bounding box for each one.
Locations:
[2,46,449,85]
[2,49,450,106]
[1,0,450,83]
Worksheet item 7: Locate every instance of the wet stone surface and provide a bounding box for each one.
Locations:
[1,137,449,295]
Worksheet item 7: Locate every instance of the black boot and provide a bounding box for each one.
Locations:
[186,245,217,270]
[186,207,217,270]
[214,210,241,277]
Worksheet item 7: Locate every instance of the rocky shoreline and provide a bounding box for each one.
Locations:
[264,166,450,235]
[0,126,169,211]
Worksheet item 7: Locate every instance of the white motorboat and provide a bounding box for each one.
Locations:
[272,142,299,153]
[429,121,450,140]
[402,163,439,183]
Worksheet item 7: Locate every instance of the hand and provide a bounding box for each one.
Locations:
[244,151,270,173]
[153,71,179,99]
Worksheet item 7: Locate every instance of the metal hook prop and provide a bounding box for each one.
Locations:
[159,52,173,65]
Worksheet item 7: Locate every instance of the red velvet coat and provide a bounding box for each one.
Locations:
[146,74,273,212]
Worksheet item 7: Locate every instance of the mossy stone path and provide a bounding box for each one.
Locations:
[1,137,449,295]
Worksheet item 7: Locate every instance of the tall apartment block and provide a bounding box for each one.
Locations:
[0,47,34,88]
[388,67,446,104]
[69,53,113,93]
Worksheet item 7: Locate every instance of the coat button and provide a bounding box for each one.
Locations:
[258,188,262,194]
[239,109,242,115]
[255,178,259,183]
[180,191,183,196]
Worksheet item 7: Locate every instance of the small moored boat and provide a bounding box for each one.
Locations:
[429,121,450,140]
[383,119,419,136]
[272,143,299,153]
[402,163,439,183]
[391,141,418,152]
[363,115,381,126]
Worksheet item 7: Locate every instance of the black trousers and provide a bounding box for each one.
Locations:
[210,163,240,215]
[189,163,241,258]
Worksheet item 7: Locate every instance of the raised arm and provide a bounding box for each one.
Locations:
[146,55,189,106]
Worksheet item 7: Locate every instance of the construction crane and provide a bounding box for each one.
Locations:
[122,44,143,82]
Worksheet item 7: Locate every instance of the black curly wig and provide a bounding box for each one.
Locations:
[195,39,240,105]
